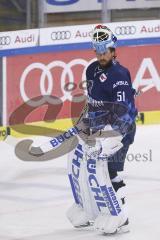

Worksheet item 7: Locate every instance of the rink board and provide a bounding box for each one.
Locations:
[0,20,160,128]
[3,44,160,127]
[0,110,160,139]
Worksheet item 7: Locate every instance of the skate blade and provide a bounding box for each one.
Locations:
[117,224,130,234]
[103,221,130,235]
[103,227,130,236]
[75,221,94,229]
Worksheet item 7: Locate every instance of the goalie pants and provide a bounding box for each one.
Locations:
[108,123,136,180]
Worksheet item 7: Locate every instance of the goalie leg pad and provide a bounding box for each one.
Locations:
[86,159,122,216]
[67,139,97,226]
[68,143,84,207]
[89,160,128,234]
[66,203,90,228]
[67,139,128,233]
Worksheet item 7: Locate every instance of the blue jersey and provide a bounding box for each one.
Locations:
[86,60,137,122]
[85,60,137,145]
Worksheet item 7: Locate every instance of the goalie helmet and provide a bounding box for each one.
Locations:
[92,25,117,54]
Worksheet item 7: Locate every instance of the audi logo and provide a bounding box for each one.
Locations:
[51,31,71,41]
[0,36,11,46]
[20,58,96,107]
[115,26,136,35]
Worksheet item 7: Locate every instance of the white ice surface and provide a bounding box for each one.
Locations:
[0,125,160,240]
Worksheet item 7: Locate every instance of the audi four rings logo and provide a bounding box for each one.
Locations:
[51,31,71,41]
[115,26,136,35]
[20,59,96,107]
[0,36,11,45]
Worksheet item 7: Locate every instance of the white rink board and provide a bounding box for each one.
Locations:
[39,19,160,46]
[0,125,160,239]
[0,19,160,51]
[0,29,39,50]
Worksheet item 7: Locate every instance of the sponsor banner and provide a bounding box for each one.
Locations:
[0,29,39,50]
[0,20,159,51]
[6,50,92,125]
[44,0,160,13]
[39,20,160,46]
[5,44,160,125]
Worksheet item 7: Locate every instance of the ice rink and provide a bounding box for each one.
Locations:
[0,125,160,240]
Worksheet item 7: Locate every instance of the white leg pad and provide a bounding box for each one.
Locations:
[66,203,90,227]
[67,138,128,233]
[94,211,127,234]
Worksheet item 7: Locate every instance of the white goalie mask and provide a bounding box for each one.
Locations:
[92,25,117,54]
